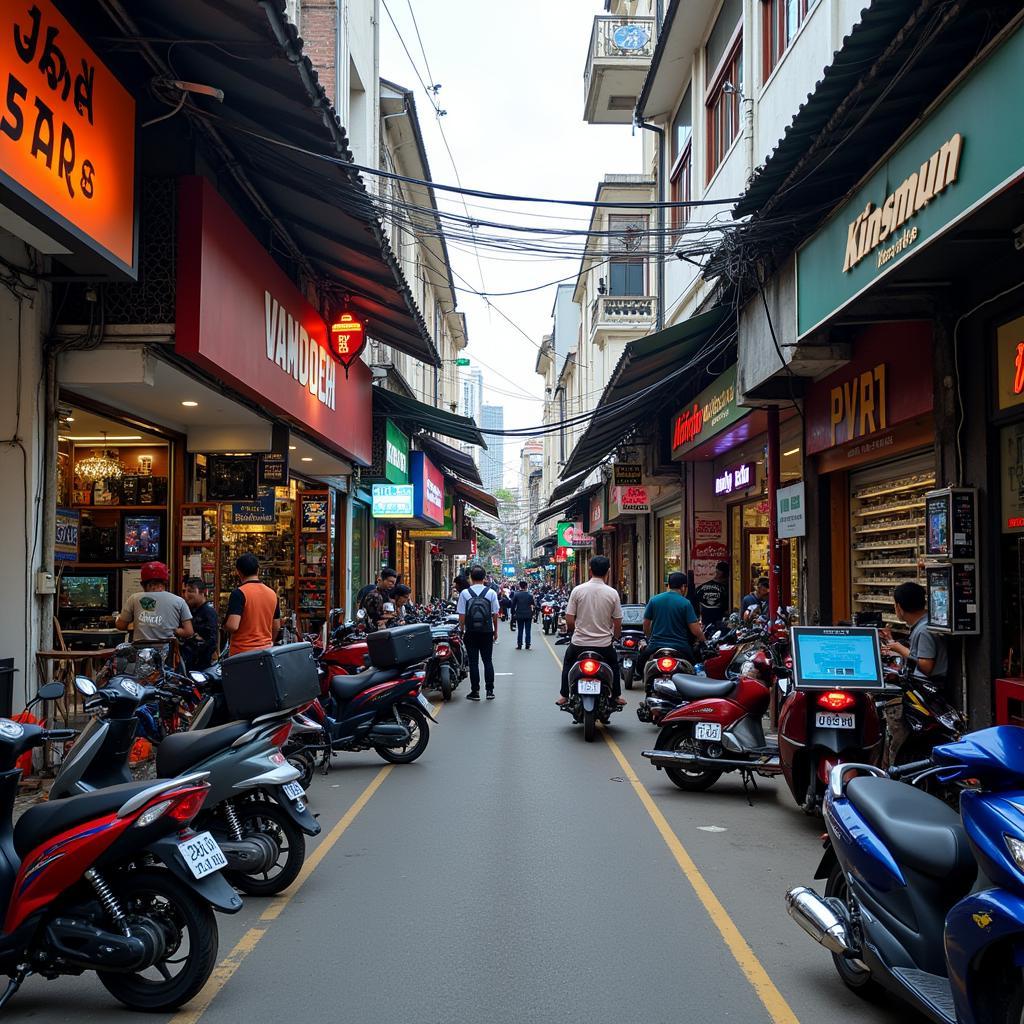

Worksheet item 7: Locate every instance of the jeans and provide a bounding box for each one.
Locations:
[517,617,532,647]
[560,643,621,699]
[464,632,495,692]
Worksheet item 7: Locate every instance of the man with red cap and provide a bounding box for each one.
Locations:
[116,561,194,652]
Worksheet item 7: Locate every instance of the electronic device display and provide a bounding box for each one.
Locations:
[122,514,163,561]
[207,455,258,501]
[59,573,112,611]
[791,626,884,690]
[926,563,980,634]
[924,487,978,560]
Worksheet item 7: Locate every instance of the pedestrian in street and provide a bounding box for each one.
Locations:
[182,576,218,670]
[510,580,536,650]
[223,553,281,657]
[741,577,770,622]
[498,588,511,622]
[357,567,397,608]
[881,581,948,685]
[392,583,413,622]
[637,572,705,678]
[695,561,730,634]
[360,567,398,630]
[457,565,500,700]
[556,555,625,707]
[116,561,194,666]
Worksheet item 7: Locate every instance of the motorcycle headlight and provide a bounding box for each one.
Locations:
[937,710,961,731]
[1006,834,1024,873]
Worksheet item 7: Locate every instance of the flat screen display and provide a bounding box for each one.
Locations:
[123,514,163,561]
[60,574,111,611]
[791,626,884,690]
[372,484,414,518]
[620,604,646,626]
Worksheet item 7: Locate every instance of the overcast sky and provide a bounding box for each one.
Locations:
[379,0,639,488]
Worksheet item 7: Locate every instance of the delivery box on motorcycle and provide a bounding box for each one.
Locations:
[366,623,433,668]
[221,641,320,719]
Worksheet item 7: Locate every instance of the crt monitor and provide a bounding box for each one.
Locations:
[790,626,884,690]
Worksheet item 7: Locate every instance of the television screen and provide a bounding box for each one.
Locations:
[791,626,884,690]
[123,515,163,561]
[60,574,111,611]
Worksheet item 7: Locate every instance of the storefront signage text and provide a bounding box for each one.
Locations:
[777,481,806,539]
[557,521,593,548]
[372,484,414,518]
[714,462,755,497]
[264,291,336,410]
[616,485,650,513]
[54,507,79,561]
[411,451,444,526]
[409,490,455,538]
[613,462,642,486]
[232,496,276,525]
[0,0,137,276]
[670,365,745,459]
[385,420,409,483]
[828,363,886,448]
[843,134,962,274]
[590,491,605,532]
[996,315,1024,411]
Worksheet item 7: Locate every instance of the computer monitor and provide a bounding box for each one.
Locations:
[790,626,884,691]
[59,571,115,615]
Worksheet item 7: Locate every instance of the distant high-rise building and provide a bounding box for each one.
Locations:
[460,367,483,422]
[480,404,504,494]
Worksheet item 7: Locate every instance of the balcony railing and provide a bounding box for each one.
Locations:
[590,295,657,335]
[584,16,656,119]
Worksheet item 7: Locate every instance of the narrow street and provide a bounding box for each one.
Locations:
[10,635,914,1024]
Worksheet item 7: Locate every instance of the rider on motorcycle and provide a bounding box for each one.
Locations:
[636,571,705,679]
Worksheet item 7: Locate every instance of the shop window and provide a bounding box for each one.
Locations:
[707,36,743,179]
[763,0,819,81]
[660,515,681,585]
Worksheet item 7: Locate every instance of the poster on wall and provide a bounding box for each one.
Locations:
[691,510,727,585]
[54,509,80,562]
[1001,422,1024,532]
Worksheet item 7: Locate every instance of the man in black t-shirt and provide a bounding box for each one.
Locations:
[694,561,730,633]
[182,577,219,669]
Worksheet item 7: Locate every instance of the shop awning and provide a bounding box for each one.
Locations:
[453,480,500,518]
[534,533,557,550]
[417,435,482,486]
[547,470,592,505]
[373,388,486,448]
[534,481,602,526]
[559,306,732,480]
[476,526,496,542]
[101,0,439,366]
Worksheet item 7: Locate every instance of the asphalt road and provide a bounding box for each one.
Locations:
[7,629,919,1024]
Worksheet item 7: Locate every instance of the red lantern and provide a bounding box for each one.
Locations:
[330,313,366,375]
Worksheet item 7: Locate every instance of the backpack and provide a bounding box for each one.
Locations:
[464,586,493,634]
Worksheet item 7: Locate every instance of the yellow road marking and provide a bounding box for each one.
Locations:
[171,701,442,1023]
[541,636,800,1024]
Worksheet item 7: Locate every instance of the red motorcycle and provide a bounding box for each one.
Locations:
[643,646,883,813]
[0,719,241,1011]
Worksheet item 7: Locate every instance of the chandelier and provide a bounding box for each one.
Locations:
[75,448,125,483]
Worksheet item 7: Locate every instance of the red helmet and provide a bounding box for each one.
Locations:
[140,561,169,583]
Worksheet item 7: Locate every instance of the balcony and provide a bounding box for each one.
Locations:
[583,16,656,124]
[590,295,657,336]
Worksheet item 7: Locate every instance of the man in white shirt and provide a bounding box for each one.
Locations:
[457,565,500,700]
[557,555,625,706]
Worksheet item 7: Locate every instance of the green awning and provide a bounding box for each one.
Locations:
[560,306,732,480]
[373,387,486,448]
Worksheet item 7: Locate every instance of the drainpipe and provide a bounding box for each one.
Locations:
[636,121,665,330]
[767,406,780,622]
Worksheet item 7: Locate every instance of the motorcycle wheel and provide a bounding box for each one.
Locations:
[228,800,305,896]
[583,708,597,742]
[824,863,883,1000]
[286,748,316,790]
[439,665,453,702]
[624,668,634,691]
[375,705,430,764]
[98,869,218,1012]
[657,726,721,792]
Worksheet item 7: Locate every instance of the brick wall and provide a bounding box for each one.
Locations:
[300,0,338,104]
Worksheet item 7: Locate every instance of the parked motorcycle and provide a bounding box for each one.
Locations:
[425,621,462,702]
[786,727,1024,1023]
[52,675,319,896]
[0,717,241,1012]
[560,651,623,742]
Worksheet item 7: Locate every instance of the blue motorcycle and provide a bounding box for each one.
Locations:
[786,726,1024,1023]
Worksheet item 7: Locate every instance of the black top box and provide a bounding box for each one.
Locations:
[220,641,320,720]
[366,623,433,668]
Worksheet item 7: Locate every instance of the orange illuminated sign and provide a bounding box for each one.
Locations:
[0,1,136,275]
[1015,342,1024,396]
[330,313,366,371]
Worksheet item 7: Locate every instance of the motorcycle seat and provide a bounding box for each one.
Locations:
[670,674,735,699]
[846,777,976,883]
[14,779,162,857]
[156,721,253,779]
[330,668,400,703]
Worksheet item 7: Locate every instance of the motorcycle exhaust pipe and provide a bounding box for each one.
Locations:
[641,749,772,771]
[784,887,854,956]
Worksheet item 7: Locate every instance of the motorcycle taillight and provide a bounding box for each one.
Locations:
[580,658,599,676]
[817,690,856,711]
[657,657,678,673]
[624,638,636,648]
[435,644,450,658]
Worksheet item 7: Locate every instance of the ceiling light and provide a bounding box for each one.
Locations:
[784,447,801,457]
[181,400,198,407]
[288,445,297,451]
[65,416,74,423]
[75,449,125,483]
[300,457,313,462]
[64,435,142,442]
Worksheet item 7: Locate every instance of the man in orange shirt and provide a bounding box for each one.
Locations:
[223,553,281,657]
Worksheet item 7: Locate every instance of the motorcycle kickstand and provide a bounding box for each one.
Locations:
[0,967,30,1010]
[741,769,758,807]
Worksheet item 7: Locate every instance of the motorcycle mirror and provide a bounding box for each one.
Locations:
[74,676,97,696]
[36,681,66,702]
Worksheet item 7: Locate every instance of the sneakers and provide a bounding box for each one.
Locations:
[486,691,495,700]
[466,691,480,701]
[516,644,522,650]
[525,645,531,650]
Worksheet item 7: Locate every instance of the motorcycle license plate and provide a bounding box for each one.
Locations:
[177,831,227,879]
[694,722,722,741]
[816,712,855,730]
[283,781,305,801]
[577,679,601,695]
[417,693,434,714]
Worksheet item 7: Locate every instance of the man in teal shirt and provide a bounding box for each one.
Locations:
[641,572,705,670]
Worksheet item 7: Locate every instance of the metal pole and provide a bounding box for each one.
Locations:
[767,405,781,622]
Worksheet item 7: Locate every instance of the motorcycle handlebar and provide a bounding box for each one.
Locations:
[43,728,77,742]
[888,758,933,780]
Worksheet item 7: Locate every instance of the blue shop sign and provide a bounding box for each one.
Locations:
[232,496,276,524]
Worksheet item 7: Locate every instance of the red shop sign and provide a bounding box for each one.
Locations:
[804,322,933,456]
[175,177,372,464]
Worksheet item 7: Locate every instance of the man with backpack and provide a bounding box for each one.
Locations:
[457,564,500,700]
[510,580,536,650]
